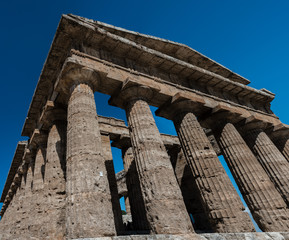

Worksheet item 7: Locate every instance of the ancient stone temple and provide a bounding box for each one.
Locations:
[0,14,289,240]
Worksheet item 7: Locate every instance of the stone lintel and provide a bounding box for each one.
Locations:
[156,92,209,120]
[98,116,128,141]
[54,55,280,130]
[22,15,277,139]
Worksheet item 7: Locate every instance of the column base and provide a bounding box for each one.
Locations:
[70,232,289,240]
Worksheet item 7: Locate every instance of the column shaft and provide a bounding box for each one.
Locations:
[217,123,289,231]
[173,111,254,232]
[66,83,116,238]
[122,146,149,232]
[101,134,124,234]
[29,147,47,238]
[126,99,193,235]
[244,129,289,206]
[44,121,67,239]
[168,146,212,232]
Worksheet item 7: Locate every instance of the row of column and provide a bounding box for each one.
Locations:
[61,70,289,238]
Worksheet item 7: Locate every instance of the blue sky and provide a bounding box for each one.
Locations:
[1,0,289,231]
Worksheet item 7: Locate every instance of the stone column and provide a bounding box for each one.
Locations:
[244,128,289,206]
[65,68,116,238]
[173,111,254,232]
[122,146,150,232]
[101,134,124,234]
[21,150,36,236]
[44,119,67,239]
[109,82,193,235]
[167,146,212,232]
[216,122,289,231]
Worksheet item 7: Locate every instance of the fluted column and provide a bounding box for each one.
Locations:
[66,82,116,238]
[109,82,194,235]
[244,128,289,206]
[126,98,193,234]
[122,146,149,232]
[167,146,212,232]
[101,134,124,234]
[44,120,67,239]
[173,111,254,232]
[216,122,289,231]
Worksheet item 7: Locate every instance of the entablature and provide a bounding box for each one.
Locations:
[21,14,278,138]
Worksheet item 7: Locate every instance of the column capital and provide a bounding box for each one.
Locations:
[156,91,208,120]
[29,129,48,149]
[199,103,248,131]
[56,65,100,96]
[109,79,159,109]
[237,114,273,135]
[266,123,289,140]
[22,147,36,163]
[39,101,67,131]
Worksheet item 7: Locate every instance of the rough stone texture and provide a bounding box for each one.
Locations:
[43,121,67,239]
[66,83,116,238]
[173,111,255,232]
[0,166,27,239]
[272,136,289,162]
[216,122,289,231]
[244,128,289,206]
[122,146,150,232]
[125,97,193,235]
[28,146,48,239]
[63,232,289,240]
[168,146,212,233]
[101,134,124,234]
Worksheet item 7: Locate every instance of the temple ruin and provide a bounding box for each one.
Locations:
[0,14,289,239]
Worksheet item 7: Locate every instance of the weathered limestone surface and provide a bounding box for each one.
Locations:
[244,128,289,206]
[43,121,67,239]
[62,232,289,240]
[66,83,116,238]
[173,111,255,232]
[0,168,27,239]
[101,134,124,234]
[122,146,149,232]
[216,122,289,231]
[123,92,194,235]
[28,146,48,238]
[168,146,212,233]
[272,136,289,162]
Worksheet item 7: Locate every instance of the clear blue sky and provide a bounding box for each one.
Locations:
[1,0,289,231]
